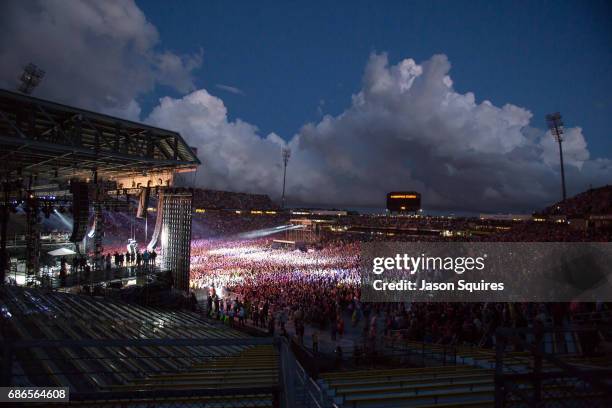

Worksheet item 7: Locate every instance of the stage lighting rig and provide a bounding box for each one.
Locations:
[18,63,45,95]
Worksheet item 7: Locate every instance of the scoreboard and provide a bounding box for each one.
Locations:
[386,192,421,213]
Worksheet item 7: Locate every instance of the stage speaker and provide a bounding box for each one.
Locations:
[160,191,193,292]
[70,181,89,242]
[137,187,150,219]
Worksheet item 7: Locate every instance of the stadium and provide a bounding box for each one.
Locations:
[1,2,612,407]
[1,87,611,407]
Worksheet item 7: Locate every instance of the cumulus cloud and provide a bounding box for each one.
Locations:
[147,90,286,194]
[0,0,202,120]
[1,0,608,212]
[148,53,611,212]
[285,53,611,212]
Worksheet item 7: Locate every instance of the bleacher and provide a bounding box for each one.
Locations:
[318,337,611,408]
[0,286,279,406]
[320,363,608,407]
[109,345,278,391]
[539,185,612,217]
[320,366,496,407]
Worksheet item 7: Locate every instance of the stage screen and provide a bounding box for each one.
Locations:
[386,191,421,212]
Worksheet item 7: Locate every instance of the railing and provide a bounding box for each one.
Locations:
[53,265,163,289]
[382,329,459,366]
[279,337,335,408]
[494,326,612,408]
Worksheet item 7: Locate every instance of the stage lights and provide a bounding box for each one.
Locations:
[18,63,45,94]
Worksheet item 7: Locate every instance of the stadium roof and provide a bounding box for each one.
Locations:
[0,89,200,182]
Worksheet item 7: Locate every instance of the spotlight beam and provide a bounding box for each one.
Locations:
[236,224,301,239]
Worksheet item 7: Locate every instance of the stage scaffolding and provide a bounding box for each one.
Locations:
[0,89,200,288]
[160,190,193,292]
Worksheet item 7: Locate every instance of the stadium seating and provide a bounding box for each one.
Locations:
[0,286,278,406]
[192,189,279,211]
[319,362,607,407]
[320,366,496,407]
[540,185,612,217]
[317,335,611,408]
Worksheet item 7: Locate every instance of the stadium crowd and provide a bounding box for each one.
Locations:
[192,189,279,210]
[190,238,360,328]
[539,185,612,217]
[191,235,609,350]
[13,186,610,353]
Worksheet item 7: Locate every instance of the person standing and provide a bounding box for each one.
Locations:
[268,315,275,335]
[338,315,345,338]
[207,293,213,318]
[143,250,150,269]
[60,257,67,287]
[330,315,337,341]
[239,305,246,326]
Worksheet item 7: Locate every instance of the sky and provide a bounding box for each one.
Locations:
[1,0,611,213]
[138,0,612,155]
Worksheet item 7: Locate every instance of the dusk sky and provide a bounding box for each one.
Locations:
[1,0,611,212]
[138,0,612,154]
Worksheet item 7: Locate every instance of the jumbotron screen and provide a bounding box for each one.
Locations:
[386,191,421,212]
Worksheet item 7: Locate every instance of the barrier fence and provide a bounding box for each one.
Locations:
[494,326,612,408]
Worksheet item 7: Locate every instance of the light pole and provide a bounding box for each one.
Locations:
[546,112,566,201]
[18,63,45,94]
[281,148,291,209]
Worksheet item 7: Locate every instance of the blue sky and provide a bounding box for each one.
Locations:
[2,0,610,210]
[137,0,612,158]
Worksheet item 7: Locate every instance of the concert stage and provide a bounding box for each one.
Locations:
[0,89,200,292]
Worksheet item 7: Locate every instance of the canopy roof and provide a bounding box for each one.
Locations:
[0,89,200,183]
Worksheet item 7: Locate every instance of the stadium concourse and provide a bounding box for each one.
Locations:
[2,186,612,407]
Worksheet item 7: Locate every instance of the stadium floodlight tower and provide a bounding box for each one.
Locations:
[18,63,45,94]
[281,147,291,209]
[546,112,566,201]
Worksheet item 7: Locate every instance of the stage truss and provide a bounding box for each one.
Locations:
[0,89,200,289]
[160,190,193,292]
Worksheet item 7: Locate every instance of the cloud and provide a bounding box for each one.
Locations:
[282,53,611,212]
[147,90,285,194]
[316,99,325,116]
[148,53,611,212]
[0,0,202,120]
[215,84,245,95]
[1,0,608,212]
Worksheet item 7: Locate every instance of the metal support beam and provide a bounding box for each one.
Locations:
[4,337,276,348]
[0,181,9,286]
[0,135,192,167]
[92,169,104,271]
[0,109,28,139]
[25,190,40,283]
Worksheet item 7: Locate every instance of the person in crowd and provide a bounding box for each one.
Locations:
[142,250,150,268]
[105,254,111,271]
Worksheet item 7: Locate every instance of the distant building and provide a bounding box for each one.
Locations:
[479,214,532,221]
